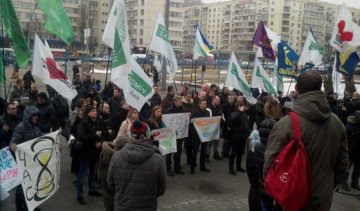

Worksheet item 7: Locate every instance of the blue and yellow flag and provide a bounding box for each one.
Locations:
[193,25,213,59]
[277,40,299,78]
[336,49,359,79]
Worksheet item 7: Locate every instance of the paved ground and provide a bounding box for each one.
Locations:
[1,65,360,210]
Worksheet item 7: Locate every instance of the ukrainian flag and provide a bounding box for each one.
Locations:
[336,48,360,79]
[193,25,213,59]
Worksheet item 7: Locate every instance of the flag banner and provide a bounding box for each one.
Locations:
[0,147,21,192]
[252,57,277,95]
[225,52,257,104]
[335,48,360,79]
[330,4,360,52]
[152,128,177,155]
[252,21,275,61]
[32,34,77,102]
[277,40,299,78]
[153,54,162,73]
[1,0,30,68]
[162,113,190,139]
[298,29,324,67]
[193,25,213,59]
[265,26,281,45]
[37,0,74,44]
[192,116,221,143]
[255,47,263,58]
[148,13,178,74]
[272,59,284,94]
[102,0,153,111]
[15,131,60,211]
[122,59,154,111]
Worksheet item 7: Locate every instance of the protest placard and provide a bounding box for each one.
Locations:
[16,131,60,211]
[192,116,221,142]
[0,147,21,192]
[162,113,190,139]
[152,128,177,155]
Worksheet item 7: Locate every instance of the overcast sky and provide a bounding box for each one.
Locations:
[201,0,360,9]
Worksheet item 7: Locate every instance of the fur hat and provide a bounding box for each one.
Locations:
[130,120,151,141]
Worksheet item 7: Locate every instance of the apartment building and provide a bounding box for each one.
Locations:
[183,0,360,60]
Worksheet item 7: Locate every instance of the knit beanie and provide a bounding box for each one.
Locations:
[130,120,151,141]
[85,104,96,115]
[37,92,48,101]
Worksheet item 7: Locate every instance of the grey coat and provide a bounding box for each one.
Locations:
[107,141,166,211]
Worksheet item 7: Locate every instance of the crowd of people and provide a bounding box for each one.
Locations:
[0,69,359,211]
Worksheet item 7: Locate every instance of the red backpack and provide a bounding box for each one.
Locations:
[265,112,313,211]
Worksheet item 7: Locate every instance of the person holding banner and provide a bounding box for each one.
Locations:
[148,105,165,147]
[9,106,42,211]
[188,99,211,174]
[206,95,224,161]
[228,104,251,175]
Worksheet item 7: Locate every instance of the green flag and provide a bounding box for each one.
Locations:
[37,0,74,44]
[1,0,30,68]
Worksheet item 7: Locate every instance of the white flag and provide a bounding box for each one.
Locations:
[102,0,153,111]
[148,13,178,74]
[255,47,263,58]
[153,54,162,73]
[272,59,284,94]
[225,52,257,104]
[330,4,360,52]
[298,29,324,66]
[193,26,213,59]
[32,34,77,102]
[251,57,277,96]
[332,56,344,98]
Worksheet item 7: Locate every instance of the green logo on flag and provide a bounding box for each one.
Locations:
[156,24,170,43]
[256,67,276,95]
[128,71,152,97]
[231,63,251,94]
[112,29,127,67]
[309,41,324,55]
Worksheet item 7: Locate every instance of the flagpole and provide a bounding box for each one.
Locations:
[1,14,6,99]
[194,60,197,91]
[103,47,111,99]
[27,2,38,48]
[190,59,194,91]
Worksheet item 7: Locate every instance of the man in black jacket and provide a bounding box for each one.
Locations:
[76,105,103,205]
[189,99,211,174]
[206,95,223,161]
[221,93,236,158]
[0,103,20,148]
[22,69,35,93]
[150,85,162,110]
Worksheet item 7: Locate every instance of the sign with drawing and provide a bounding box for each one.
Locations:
[152,128,177,155]
[15,131,61,211]
[192,116,221,142]
[0,147,21,200]
[162,113,190,139]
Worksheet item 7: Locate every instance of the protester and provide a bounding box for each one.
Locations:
[34,92,56,133]
[264,96,282,121]
[264,71,348,210]
[147,105,164,147]
[206,95,223,161]
[0,103,20,148]
[9,79,25,103]
[29,84,39,105]
[76,105,103,205]
[150,85,162,110]
[69,108,86,176]
[22,69,35,93]
[107,120,166,211]
[117,107,138,138]
[221,93,236,158]
[161,85,176,112]
[10,106,42,211]
[255,92,268,127]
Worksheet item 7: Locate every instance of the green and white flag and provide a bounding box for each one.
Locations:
[251,57,277,95]
[225,52,257,104]
[1,0,30,68]
[37,0,74,44]
[102,0,153,111]
[148,13,178,74]
[272,58,284,93]
[298,29,324,67]
[153,54,162,73]
[0,53,4,83]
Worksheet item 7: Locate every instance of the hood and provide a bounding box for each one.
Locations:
[120,142,156,164]
[292,91,331,123]
[23,106,40,126]
[102,141,115,156]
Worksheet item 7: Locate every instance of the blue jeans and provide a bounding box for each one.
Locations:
[76,160,96,197]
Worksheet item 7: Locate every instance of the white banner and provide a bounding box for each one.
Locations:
[15,131,60,211]
[192,116,221,142]
[0,147,21,192]
[152,128,177,155]
[162,113,190,139]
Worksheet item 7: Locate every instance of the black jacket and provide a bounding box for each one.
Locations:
[189,109,210,144]
[0,113,21,148]
[150,93,162,110]
[228,110,250,137]
[35,101,56,133]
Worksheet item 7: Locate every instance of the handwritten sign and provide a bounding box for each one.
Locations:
[162,113,190,139]
[16,131,61,211]
[0,147,21,192]
[192,116,221,142]
[152,128,177,155]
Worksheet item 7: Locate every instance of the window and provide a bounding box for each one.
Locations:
[141,10,144,15]
[141,0,144,6]
[140,19,144,26]
[140,29,143,35]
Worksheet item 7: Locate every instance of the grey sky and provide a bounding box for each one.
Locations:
[202,0,360,9]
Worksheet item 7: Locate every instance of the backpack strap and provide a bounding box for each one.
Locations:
[289,112,301,142]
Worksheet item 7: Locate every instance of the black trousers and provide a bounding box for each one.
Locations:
[166,139,184,171]
[229,135,247,170]
[188,139,207,169]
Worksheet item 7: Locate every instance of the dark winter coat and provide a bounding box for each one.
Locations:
[34,101,56,133]
[346,121,360,161]
[23,71,35,90]
[255,98,266,127]
[9,86,24,103]
[189,109,210,144]
[0,113,21,148]
[107,141,166,211]
[10,106,42,145]
[264,91,348,211]
[150,93,162,110]
[228,110,250,138]
[160,94,173,113]
[77,117,103,163]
